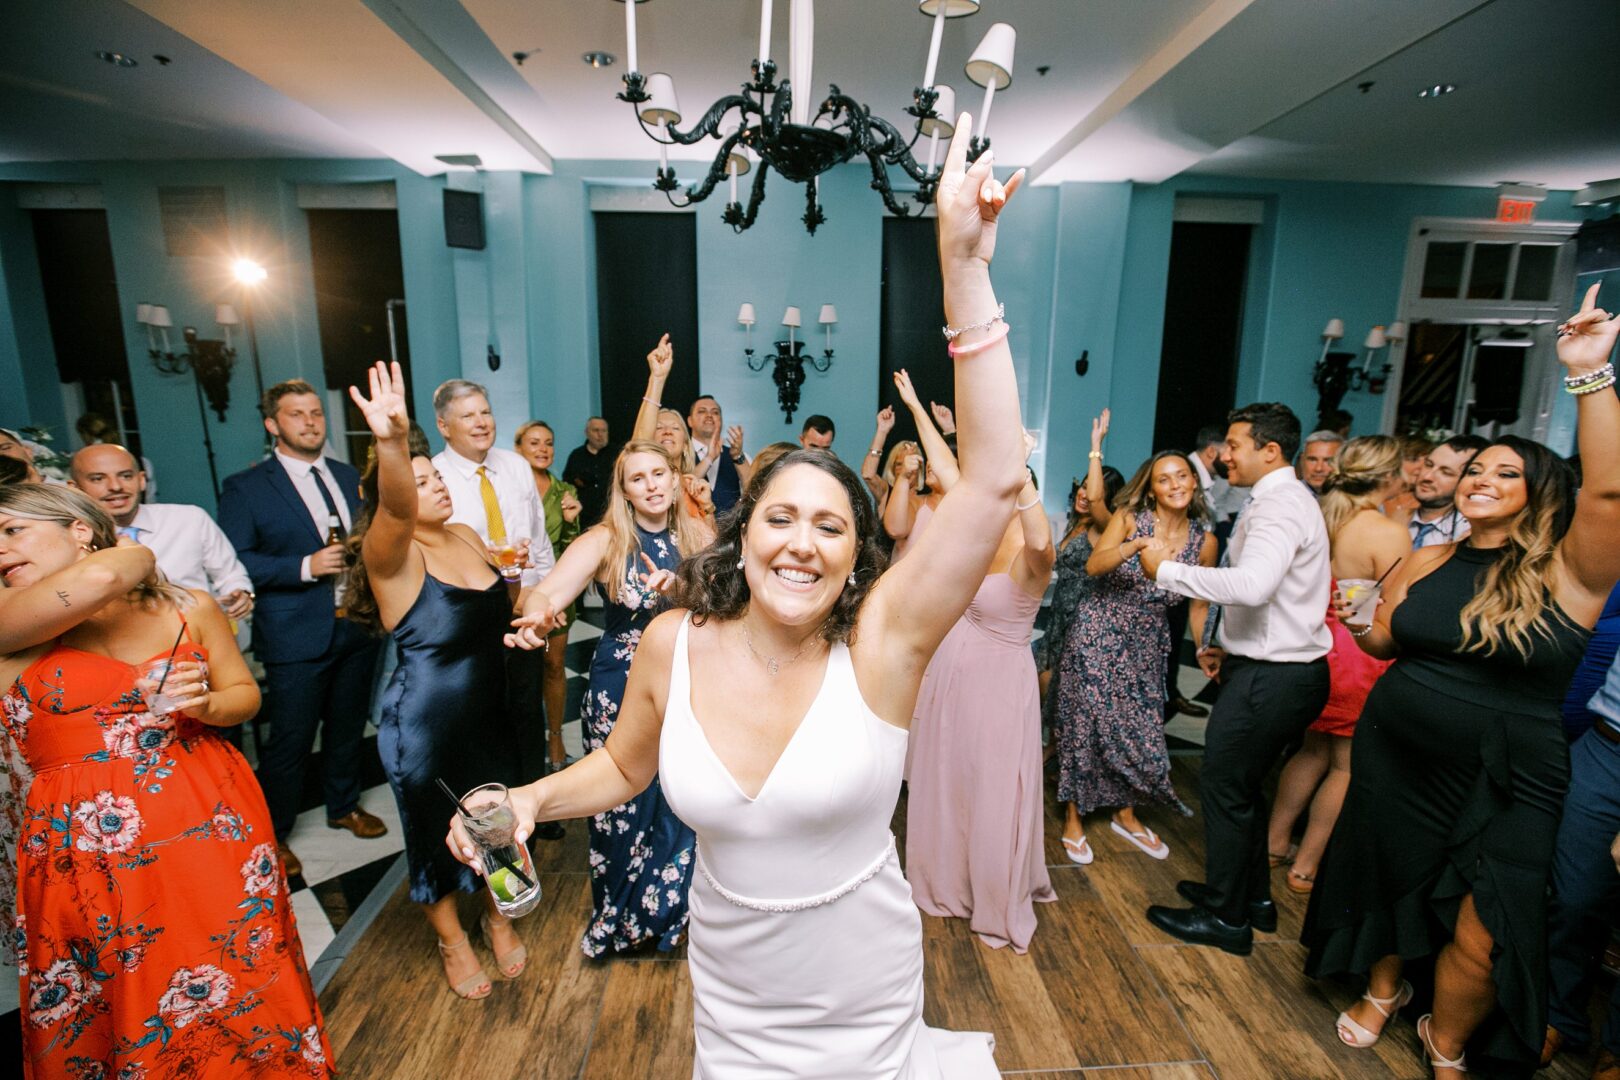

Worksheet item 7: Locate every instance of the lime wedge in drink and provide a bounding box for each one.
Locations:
[488,866,523,903]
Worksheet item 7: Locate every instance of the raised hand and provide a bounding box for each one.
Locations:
[727,424,746,457]
[639,551,677,595]
[934,114,1025,269]
[682,474,715,516]
[560,493,582,524]
[1091,408,1111,451]
[893,368,922,410]
[874,407,896,438]
[897,453,922,479]
[1558,283,1619,371]
[929,401,956,435]
[647,333,674,378]
[347,360,410,441]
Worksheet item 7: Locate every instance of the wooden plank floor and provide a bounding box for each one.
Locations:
[320,757,1607,1078]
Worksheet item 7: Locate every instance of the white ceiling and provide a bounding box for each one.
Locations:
[1,0,1616,192]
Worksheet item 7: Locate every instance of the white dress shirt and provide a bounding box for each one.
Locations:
[274,450,353,584]
[432,445,556,587]
[1409,506,1471,549]
[123,503,253,598]
[1156,466,1332,662]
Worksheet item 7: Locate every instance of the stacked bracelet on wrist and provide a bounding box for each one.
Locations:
[1565,363,1616,396]
[942,303,1006,342]
[947,321,1010,359]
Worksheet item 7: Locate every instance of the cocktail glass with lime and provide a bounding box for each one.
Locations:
[459,783,542,917]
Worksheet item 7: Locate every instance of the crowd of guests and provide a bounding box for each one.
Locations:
[0,266,1617,1076]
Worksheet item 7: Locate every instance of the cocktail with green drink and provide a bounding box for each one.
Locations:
[458,783,541,917]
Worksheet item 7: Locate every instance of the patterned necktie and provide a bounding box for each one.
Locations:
[478,466,508,544]
[1201,494,1254,650]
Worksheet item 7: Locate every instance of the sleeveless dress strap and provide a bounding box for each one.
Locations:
[668,613,694,716]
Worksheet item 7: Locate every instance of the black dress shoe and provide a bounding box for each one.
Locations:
[1168,694,1210,718]
[1175,880,1277,933]
[535,821,566,841]
[1146,904,1253,956]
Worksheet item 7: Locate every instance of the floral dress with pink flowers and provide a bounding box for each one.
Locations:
[0,625,332,1079]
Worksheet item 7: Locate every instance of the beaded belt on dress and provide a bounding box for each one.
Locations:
[696,833,896,913]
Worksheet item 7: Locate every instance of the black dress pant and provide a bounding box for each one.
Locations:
[1200,653,1329,924]
[1165,602,1190,702]
[257,620,382,839]
[505,644,550,781]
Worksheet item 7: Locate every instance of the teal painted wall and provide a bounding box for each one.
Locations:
[0,155,1592,518]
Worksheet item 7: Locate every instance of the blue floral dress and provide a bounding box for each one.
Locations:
[580,526,695,957]
[1052,511,1205,815]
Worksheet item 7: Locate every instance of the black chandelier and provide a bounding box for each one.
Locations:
[612,0,1016,235]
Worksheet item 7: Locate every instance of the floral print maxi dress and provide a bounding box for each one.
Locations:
[1,632,332,1079]
[1052,510,1204,815]
[579,526,695,957]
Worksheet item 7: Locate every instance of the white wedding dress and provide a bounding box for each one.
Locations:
[661,615,999,1079]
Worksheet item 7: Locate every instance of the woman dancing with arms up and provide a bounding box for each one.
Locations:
[451,119,1026,1079]
[1303,284,1620,1076]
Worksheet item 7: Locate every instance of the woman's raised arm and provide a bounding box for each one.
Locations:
[349,361,417,585]
[631,334,673,443]
[862,408,895,503]
[1555,284,1620,609]
[0,542,155,655]
[1085,409,1113,530]
[895,368,961,492]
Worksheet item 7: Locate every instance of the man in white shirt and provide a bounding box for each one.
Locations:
[430,380,562,832]
[69,444,251,616]
[1408,434,1487,549]
[1139,402,1332,955]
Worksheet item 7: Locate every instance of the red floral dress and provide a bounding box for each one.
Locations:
[0,630,333,1078]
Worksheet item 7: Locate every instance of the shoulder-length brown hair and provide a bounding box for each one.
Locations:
[672,449,888,644]
[1116,451,1212,525]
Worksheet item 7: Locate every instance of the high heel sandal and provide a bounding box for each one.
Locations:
[481,913,528,979]
[437,934,492,1000]
[1286,868,1315,894]
[1335,979,1412,1047]
[1418,1013,1469,1074]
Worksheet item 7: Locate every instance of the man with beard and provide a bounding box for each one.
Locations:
[1406,434,1488,549]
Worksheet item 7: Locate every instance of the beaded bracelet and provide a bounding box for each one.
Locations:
[1348,623,1374,638]
[1568,374,1617,396]
[947,320,1011,359]
[942,303,1006,342]
[1564,363,1615,389]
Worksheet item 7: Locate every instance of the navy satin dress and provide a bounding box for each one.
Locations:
[377,571,520,903]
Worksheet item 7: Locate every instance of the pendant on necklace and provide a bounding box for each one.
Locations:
[766,657,780,676]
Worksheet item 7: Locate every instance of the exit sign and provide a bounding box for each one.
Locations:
[1497,197,1538,223]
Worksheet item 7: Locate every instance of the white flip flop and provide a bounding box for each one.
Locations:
[1061,836,1093,865]
[1111,819,1170,860]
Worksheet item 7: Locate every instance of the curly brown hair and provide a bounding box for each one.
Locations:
[671,449,888,644]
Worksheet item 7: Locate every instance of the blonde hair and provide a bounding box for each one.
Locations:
[881,441,922,494]
[654,409,696,474]
[513,419,554,448]
[598,441,699,604]
[1319,435,1402,550]
[1117,451,1211,524]
[0,483,191,610]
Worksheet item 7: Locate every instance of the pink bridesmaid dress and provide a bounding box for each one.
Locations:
[905,574,1055,953]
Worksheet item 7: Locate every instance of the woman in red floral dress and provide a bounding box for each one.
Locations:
[0,483,332,1079]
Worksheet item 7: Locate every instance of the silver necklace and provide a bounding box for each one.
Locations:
[740,623,811,676]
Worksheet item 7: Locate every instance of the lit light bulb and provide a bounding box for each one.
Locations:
[233,258,268,285]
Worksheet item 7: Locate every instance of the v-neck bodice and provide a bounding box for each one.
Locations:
[659,614,907,903]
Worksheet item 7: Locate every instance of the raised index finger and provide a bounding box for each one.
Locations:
[941,112,972,180]
[1579,281,1601,315]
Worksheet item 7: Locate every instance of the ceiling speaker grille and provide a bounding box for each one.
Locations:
[158,186,229,257]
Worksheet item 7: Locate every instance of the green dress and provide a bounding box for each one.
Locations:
[539,469,581,635]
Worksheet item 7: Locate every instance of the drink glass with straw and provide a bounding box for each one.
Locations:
[439,779,542,917]
[1339,557,1403,629]
[137,622,195,718]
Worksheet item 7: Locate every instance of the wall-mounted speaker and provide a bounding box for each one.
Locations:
[443,189,486,250]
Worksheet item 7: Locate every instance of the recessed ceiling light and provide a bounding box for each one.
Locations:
[95,51,138,68]
[1417,83,1457,99]
[582,51,616,69]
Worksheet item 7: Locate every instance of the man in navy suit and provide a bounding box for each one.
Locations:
[219,379,386,879]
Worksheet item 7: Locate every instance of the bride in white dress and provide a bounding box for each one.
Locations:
[450,118,1027,1079]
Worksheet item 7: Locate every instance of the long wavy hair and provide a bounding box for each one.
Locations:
[1456,435,1578,657]
[600,441,701,605]
[1117,451,1212,525]
[1319,435,1402,550]
[672,448,888,644]
[0,483,191,610]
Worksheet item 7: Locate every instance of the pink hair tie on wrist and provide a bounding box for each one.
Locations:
[947,321,1010,359]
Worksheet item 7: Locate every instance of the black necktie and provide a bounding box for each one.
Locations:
[310,466,345,539]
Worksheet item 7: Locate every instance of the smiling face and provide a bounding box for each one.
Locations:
[70,445,145,526]
[619,450,674,521]
[266,392,327,457]
[653,410,689,457]
[1456,445,1529,525]
[1299,440,1340,492]
[518,425,555,473]
[411,456,454,526]
[687,397,722,442]
[1071,483,1090,518]
[1151,455,1196,512]
[437,393,495,460]
[0,512,92,590]
[742,463,858,629]
[1415,444,1473,510]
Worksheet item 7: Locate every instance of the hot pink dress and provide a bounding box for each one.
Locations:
[904,574,1055,953]
[1308,584,1393,737]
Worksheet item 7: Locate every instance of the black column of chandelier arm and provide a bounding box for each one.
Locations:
[635,93,757,148]
[725,160,772,233]
[802,178,826,233]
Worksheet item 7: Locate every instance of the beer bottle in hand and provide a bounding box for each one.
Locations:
[325,514,344,547]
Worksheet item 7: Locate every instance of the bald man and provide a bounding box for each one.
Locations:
[71,444,255,618]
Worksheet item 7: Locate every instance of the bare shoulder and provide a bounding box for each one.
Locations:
[445,523,484,549]
[184,588,227,623]
[636,609,688,667]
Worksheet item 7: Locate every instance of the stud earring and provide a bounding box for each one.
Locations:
[736,556,745,569]
[848,571,857,587]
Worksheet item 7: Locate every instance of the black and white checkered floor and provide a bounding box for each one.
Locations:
[0,598,1209,1044]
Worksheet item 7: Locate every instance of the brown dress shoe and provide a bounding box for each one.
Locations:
[327,808,388,838]
[1595,1047,1620,1080]
[1168,694,1210,718]
[278,842,304,881]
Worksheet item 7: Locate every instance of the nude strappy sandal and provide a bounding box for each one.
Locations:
[482,913,528,979]
[1418,1013,1469,1074]
[1335,979,1412,1048]
[437,934,492,1000]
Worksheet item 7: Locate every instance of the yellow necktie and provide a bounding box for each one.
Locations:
[477,466,508,544]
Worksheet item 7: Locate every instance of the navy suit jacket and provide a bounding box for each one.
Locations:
[218,455,362,665]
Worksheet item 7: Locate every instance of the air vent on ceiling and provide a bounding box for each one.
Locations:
[158,186,228,257]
